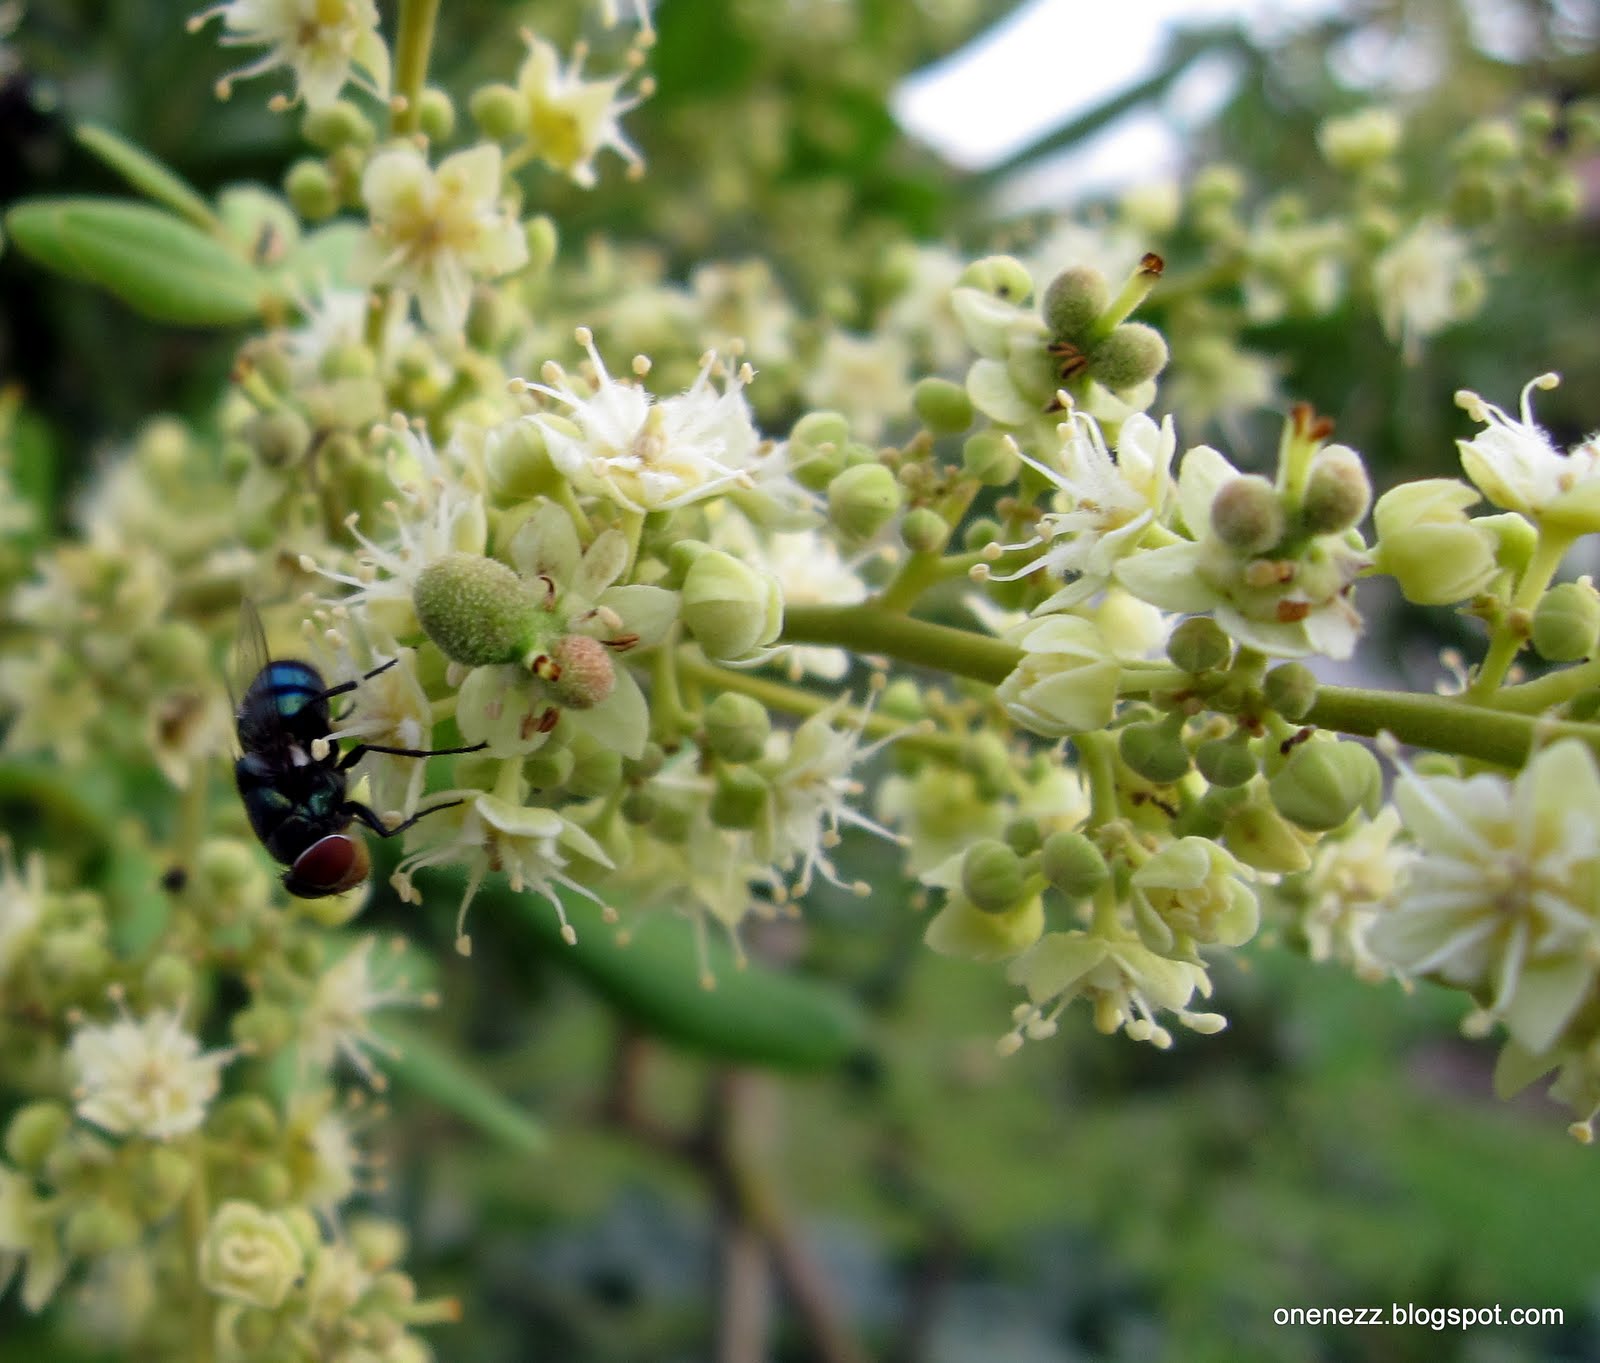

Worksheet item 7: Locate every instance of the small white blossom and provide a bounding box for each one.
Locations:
[802,330,913,442]
[1456,373,1600,533]
[356,143,528,334]
[0,1164,66,1312]
[1372,219,1482,361]
[1302,805,1406,980]
[300,936,433,1085]
[0,843,45,981]
[190,0,389,110]
[513,33,649,188]
[69,1004,233,1140]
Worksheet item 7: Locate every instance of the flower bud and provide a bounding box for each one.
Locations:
[827,463,902,541]
[1166,617,1232,674]
[143,953,197,1009]
[1317,108,1402,171]
[301,99,375,150]
[131,1144,197,1220]
[1119,720,1191,784]
[961,839,1027,913]
[1086,322,1169,392]
[924,892,1043,961]
[5,1101,71,1170]
[711,766,768,829]
[487,422,559,502]
[200,1202,306,1310]
[912,377,974,434]
[213,1095,279,1145]
[620,784,659,824]
[1004,817,1043,857]
[245,408,311,468]
[1221,797,1313,873]
[1210,475,1285,555]
[1195,734,1258,788]
[1532,581,1600,662]
[957,254,1033,303]
[65,1203,142,1257]
[284,159,337,220]
[1042,266,1110,341]
[469,83,522,140]
[705,693,771,764]
[525,214,559,274]
[1039,831,1108,899]
[1450,172,1502,226]
[547,634,616,710]
[567,742,623,799]
[998,616,1120,737]
[233,1002,294,1054]
[1373,478,1498,605]
[901,507,950,554]
[525,746,576,790]
[414,554,541,667]
[681,550,783,660]
[962,431,1018,487]
[1269,739,1381,832]
[417,87,456,143]
[1301,447,1372,535]
[789,410,850,489]
[1262,662,1318,720]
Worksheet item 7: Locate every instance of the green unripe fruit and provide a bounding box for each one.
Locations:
[284,159,337,221]
[417,87,456,143]
[1262,663,1318,721]
[957,254,1033,303]
[1119,721,1191,784]
[711,767,768,830]
[1210,475,1285,555]
[1196,735,1258,788]
[65,1204,141,1257]
[1166,617,1232,674]
[567,744,623,799]
[705,693,771,764]
[912,377,974,434]
[1039,831,1108,899]
[962,430,1019,486]
[1087,322,1169,391]
[620,784,659,824]
[961,839,1027,913]
[524,747,576,790]
[414,554,540,666]
[626,741,667,779]
[469,83,522,140]
[1301,447,1372,534]
[524,215,559,274]
[827,463,902,541]
[1042,266,1110,341]
[1532,581,1600,662]
[1269,739,1381,832]
[1004,817,1043,857]
[681,550,781,659]
[246,408,311,468]
[964,516,1003,551]
[5,1102,71,1170]
[301,99,375,150]
[901,507,950,554]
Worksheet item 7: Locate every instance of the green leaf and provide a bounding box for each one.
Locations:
[273,220,365,294]
[73,123,220,232]
[4,198,266,325]
[377,1018,548,1155]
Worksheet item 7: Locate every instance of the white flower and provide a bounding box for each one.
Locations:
[283,286,413,380]
[1372,219,1482,361]
[1302,805,1406,980]
[524,328,765,512]
[513,34,649,188]
[0,1164,65,1312]
[356,143,528,334]
[879,244,968,371]
[1368,741,1600,1055]
[996,615,1121,738]
[69,1004,233,1140]
[0,843,45,982]
[190,0,389,110]
[317,646,435,817]
[300,936,432,1084]
[983,409,1177,611]
[802,330,913,442]
[1456,373,1600,533]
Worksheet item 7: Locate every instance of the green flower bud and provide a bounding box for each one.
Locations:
[1450,172,1502,227]
[1004,817,1043,857]
[912,377,974,434]
[1373,478,1500,605]
[789,410,850,481]
[1528,170,1583,224]
[131,1144,196,1220]
[5,1102,71,1171]
[213,1095,279,1145]
[1569,99,1600,150]
[142,953,197,1009]
[233,1003,295,1054]
[200,1201,306,1310]
[957,254,1033,303]
[301,99,374,150]
[417,87,456,143]
[547,634,616,710]
[961,839,1027,913]
[414,554,541,666]
[567,743,623,799]
[1086,322,1169,392]
[963,517,1003,552]
[1262,662,1318,721]
[962,431,1019,487]
[1166,617,1232,674]
[626,741,667,780]
[1210,475,1285,555]
[246,408,311,468]
[961,733,1014,801]
[620,784,659,824]
[1317,108,1402,171]
[1119,721,1192,784]
[469,83,522,140]
[1300,447,1372,534]
[711,767,768,829]
[524,746,576,790]
[230,1308,279,1354]
[1533,581,1600,662]
[350,1216,409,1272]
[1191,162,1246,209]
[1269,739,1381,832]
[1221,797,1312,873]
[1195,734,1258,788]
[901,507,950,554]
[827,462,902,541]
[486,422,558,503]
[1042,266,1110,341]
[1039,830,1108,899]
[681,549,783,659]
[284,159,337,221]
[705,693,771,764]
[524,214,559,274]
[879,678,925,724]
[650,792,695,844]
[65,1203,141,1257]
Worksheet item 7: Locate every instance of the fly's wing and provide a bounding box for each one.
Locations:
[229,599,289,760]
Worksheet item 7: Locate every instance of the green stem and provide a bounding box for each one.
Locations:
[1075,730,1119,828]
[390,0,442,136]
[1488,656,1600,715]
[619,509,646,579]
[183,1140,215,1363]
[1469,528,1574,701]
[780,605,1017,684]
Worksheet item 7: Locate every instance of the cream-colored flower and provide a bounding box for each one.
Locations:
[0,1164,66,1313]
[1302,805,1405,980]
[1372,219,1482,361]
[1130,837,1259,952]
[199,1201,304,1310]
[357,143,528,334]
[69,1005,232,1140]
[300,937,431,1084]
[513,34,648,188]
[802,330,912,442]
[191,0,389,109]
[1456,373,1600,534]
[995,615,1120,738]
[0,843,45,982]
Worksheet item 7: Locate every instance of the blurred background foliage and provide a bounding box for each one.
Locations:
[4,0,1600,1360]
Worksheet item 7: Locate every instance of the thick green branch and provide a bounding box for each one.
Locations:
[780,605,1018,684]
[390,0,442,136]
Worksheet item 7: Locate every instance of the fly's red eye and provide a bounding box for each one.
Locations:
[285,834,371,898]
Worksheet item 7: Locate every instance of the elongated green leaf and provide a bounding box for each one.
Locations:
[74,123,220,232]
[377,1018,548,1155]
[4,198,265,325]
[274,220,365,293]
